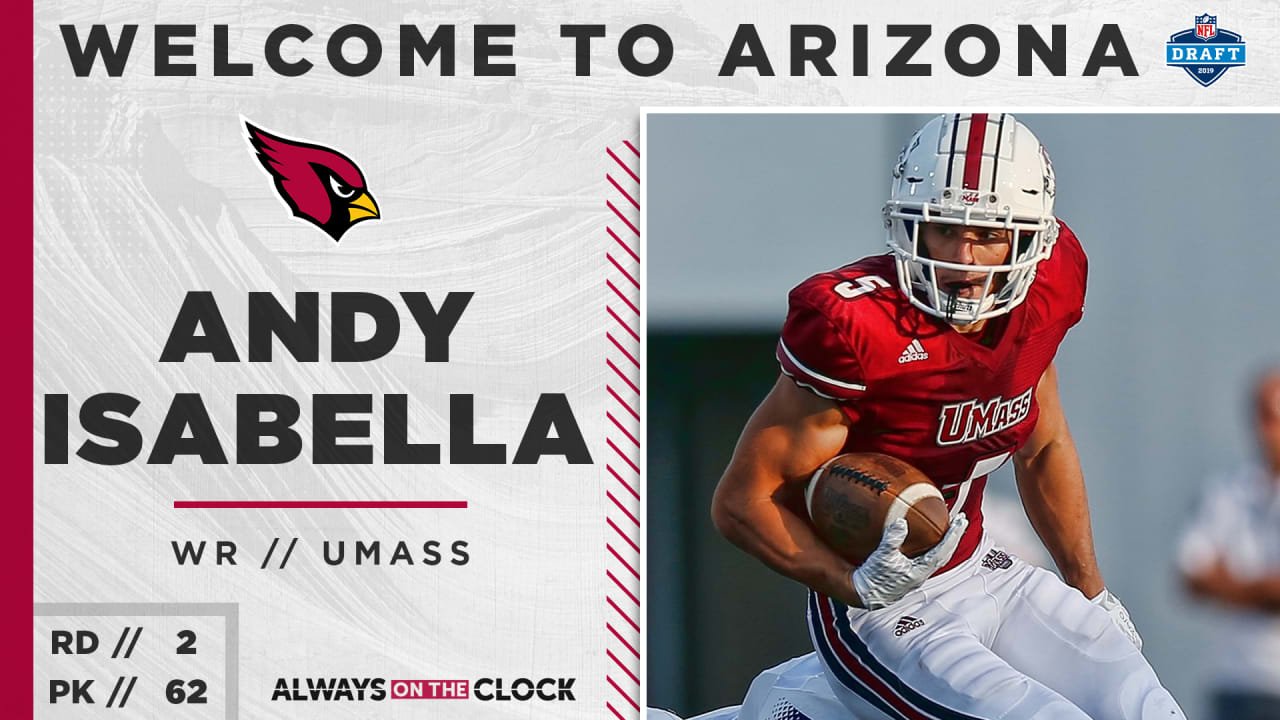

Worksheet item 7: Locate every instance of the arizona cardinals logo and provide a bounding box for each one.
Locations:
[245,121,379,241]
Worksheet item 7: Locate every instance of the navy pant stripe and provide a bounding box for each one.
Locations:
[808,591,909,719]
[827,596,988,720]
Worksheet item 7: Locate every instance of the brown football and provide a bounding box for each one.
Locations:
[805,452,950,564]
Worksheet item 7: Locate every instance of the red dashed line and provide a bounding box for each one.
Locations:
[608,596,640,633]
[607,253,639,288]
[607,141,640,720]
[608,570,640,607]
[608,439,639,474]
[607,411,639,447]
[609,649,641,685]
[608,279,640,315]
[609,517,640,554]
[608,148,639,183]
[608,227,640,263]
[608,465,639,500]
[608,490,639,526]
[608,307,639,341]
[608,544,639,579]
[608,229,640,264]
[608,333,639,367]
[609,623,639,657]
[609,200,640,237]
[607,388,639,421]
[608,676,640,712]
[608,361,640,397]
[608,175,640,209]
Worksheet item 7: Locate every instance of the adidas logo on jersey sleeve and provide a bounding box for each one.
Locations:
[897,339,930,364]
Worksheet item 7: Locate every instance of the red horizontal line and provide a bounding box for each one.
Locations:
[175,501,468,509]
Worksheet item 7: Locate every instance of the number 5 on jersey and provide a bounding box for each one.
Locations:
[946,450,1012,518]
[834,275,891,300]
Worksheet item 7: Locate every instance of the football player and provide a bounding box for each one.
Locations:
[711,114,1186,719]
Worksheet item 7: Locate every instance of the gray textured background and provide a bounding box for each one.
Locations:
[36,6,627,719]
[645,112,1280,719]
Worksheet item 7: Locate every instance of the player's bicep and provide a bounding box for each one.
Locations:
[718,376,851,501]
[1015,363,1071,465]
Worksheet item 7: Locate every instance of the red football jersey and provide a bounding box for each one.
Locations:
[777,222,1087,571]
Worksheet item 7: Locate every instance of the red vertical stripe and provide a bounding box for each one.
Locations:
[605,141,641,720]
[11,0,34,715]
[961,113,989,190]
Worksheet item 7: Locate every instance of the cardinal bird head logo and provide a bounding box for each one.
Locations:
[244,120,379,241]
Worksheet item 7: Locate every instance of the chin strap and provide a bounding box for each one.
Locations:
[943,286,960,322]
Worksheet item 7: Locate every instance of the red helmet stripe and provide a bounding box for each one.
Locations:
[961,113,989,190]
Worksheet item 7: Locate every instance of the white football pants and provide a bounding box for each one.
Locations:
[807,534,1185,720]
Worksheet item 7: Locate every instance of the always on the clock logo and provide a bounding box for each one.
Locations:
[244,119,380,241]
[268,676,577,702]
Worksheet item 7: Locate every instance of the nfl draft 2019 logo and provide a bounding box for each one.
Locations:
[1166,14,1246,87]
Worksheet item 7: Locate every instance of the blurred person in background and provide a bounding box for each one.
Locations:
[1179,368,1280,720]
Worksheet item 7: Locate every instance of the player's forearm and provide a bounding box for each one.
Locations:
[711,485,860,606]
[1186,566,1280,613]
[1233,576,1280,612]
[1013,438,1105,598]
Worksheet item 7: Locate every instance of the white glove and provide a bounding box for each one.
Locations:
[1090,588,1142,650]
[851,513,968,610]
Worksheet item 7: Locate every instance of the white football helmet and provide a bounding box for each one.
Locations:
[883,113,1059,325]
